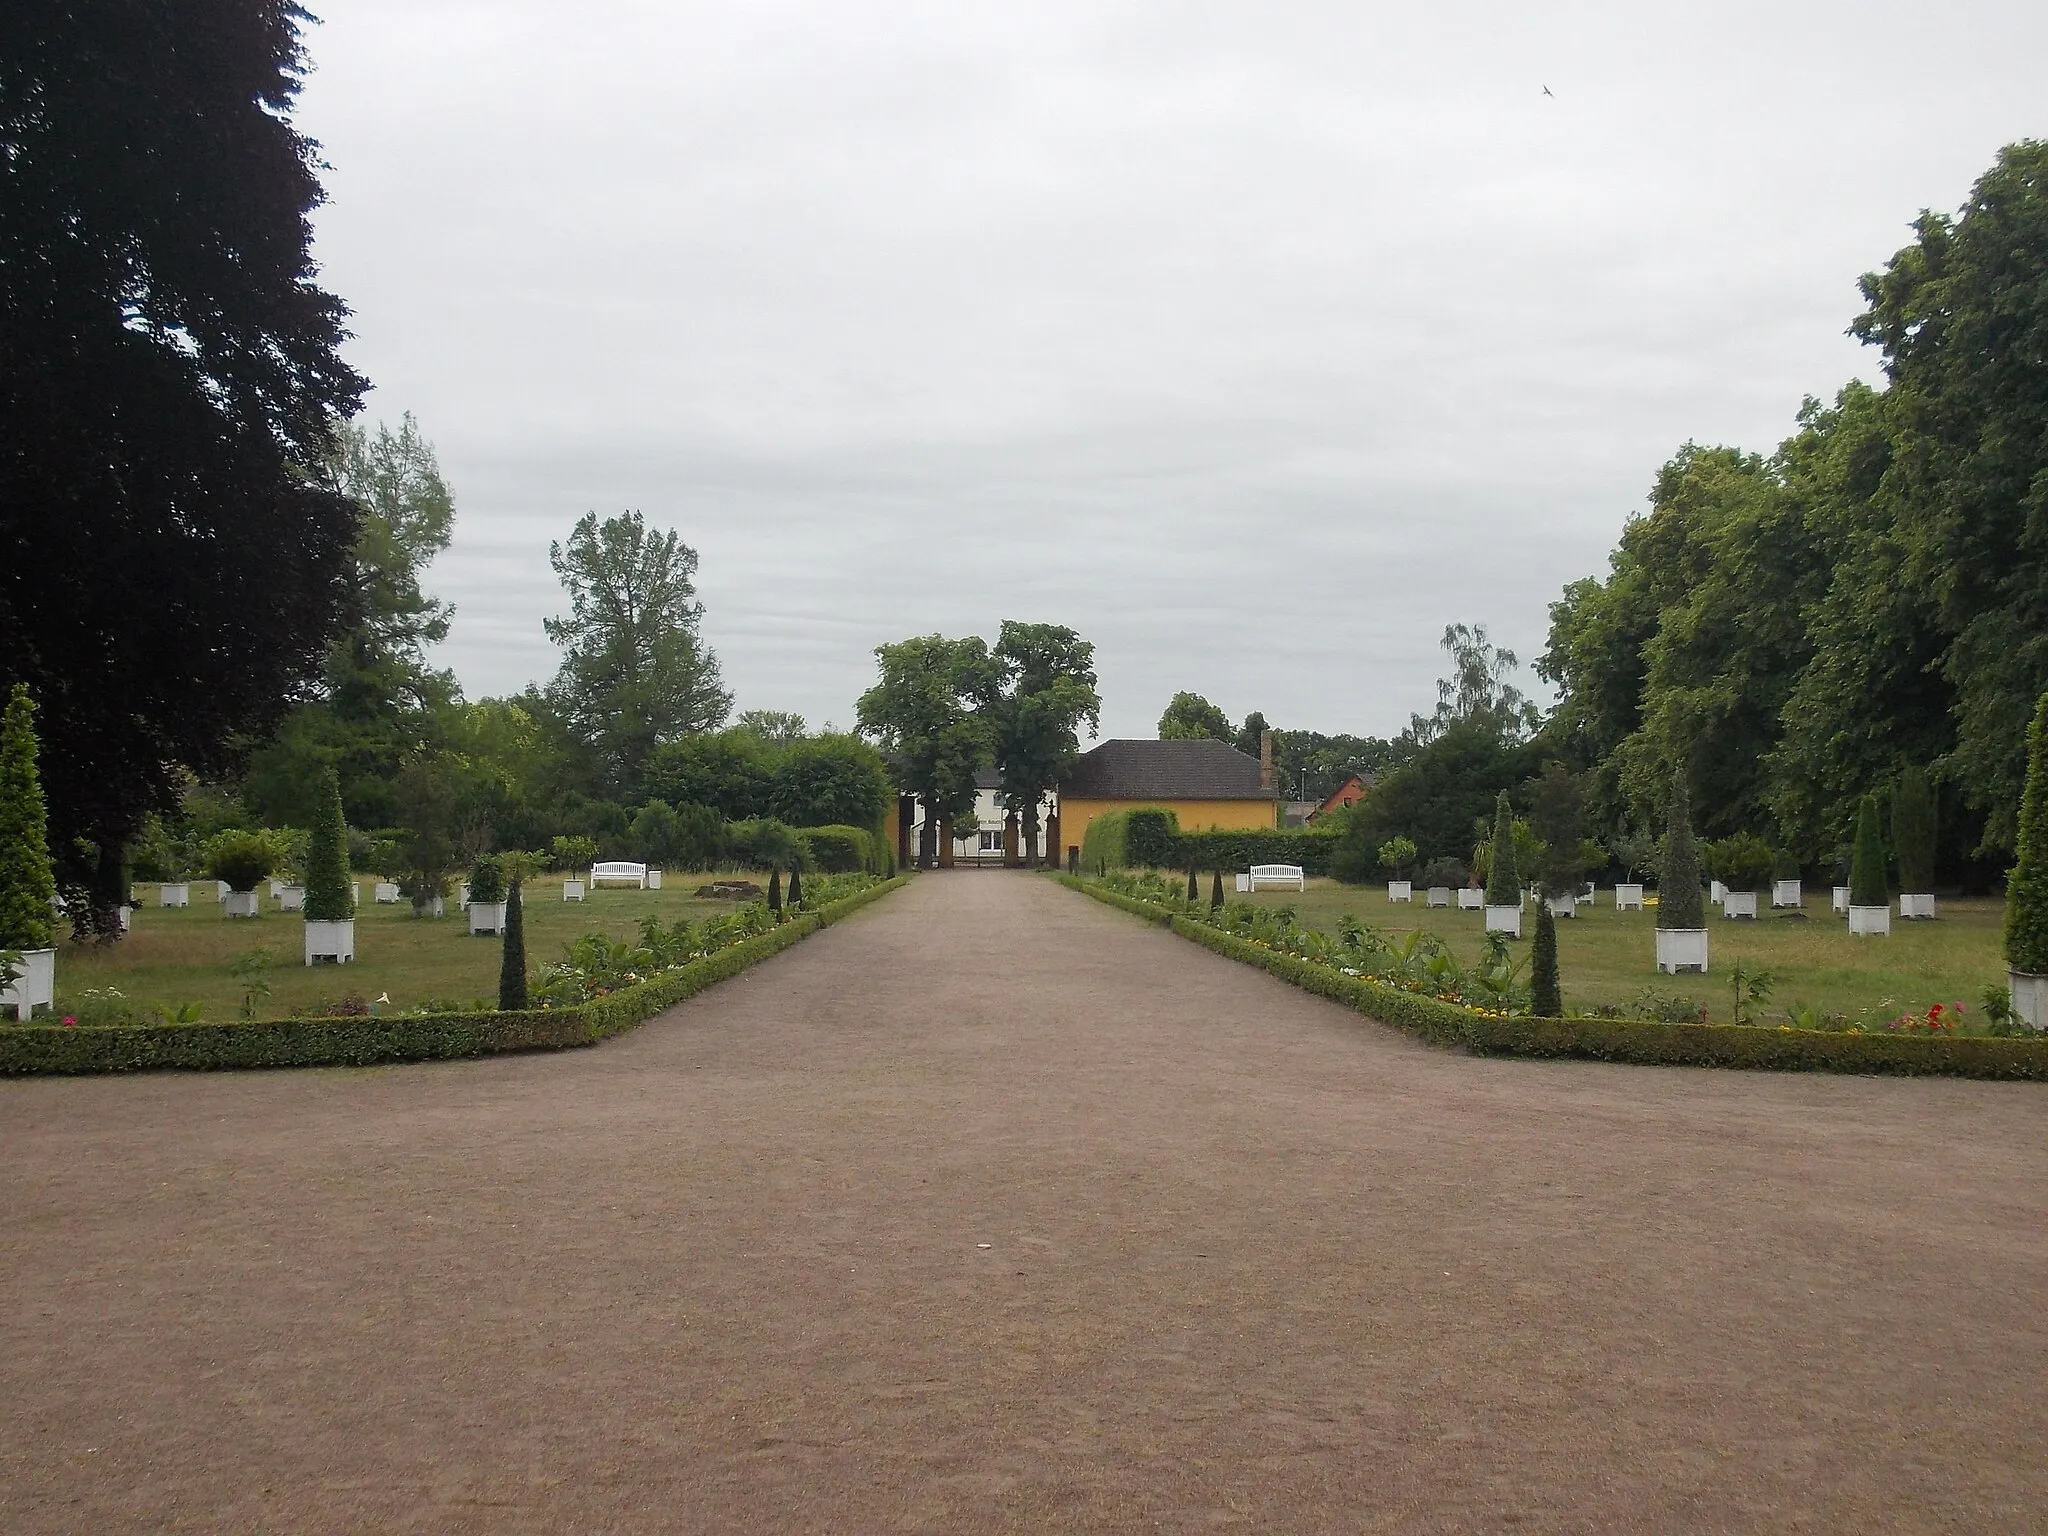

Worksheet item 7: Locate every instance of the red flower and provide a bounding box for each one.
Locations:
[61,1016,76,1027]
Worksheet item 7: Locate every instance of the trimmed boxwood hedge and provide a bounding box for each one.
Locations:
[1057,875,2048,1081]
[0,876,908,1075]
[1081,807,1338,876]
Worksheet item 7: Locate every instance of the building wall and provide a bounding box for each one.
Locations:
[906,788,1054,861]
[1054,796,1279,860]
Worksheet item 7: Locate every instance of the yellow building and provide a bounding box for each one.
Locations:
[1055,738,1279,865]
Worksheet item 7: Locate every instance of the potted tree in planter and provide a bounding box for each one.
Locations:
[467,854,509,936]
[205,830,279,919]
[1530,762,1587,918]
[1770,848,1803,910]
[2004,693,2048,1028]
[1708,832,1774,920]
[0,684,59,1019]
[1893,766,1938,919]
[1380,836,1417,903]
[1608,824,1653,910]
[1656,782,1708,973]
[1483,794,1522,937]
[1846,794,1891,936]
[302,769,355,964]
[1421,856,1464,909]
[553,834,598,901]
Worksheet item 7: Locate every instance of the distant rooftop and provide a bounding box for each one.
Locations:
[1059,739,1276,801]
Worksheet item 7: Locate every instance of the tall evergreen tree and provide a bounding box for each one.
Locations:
[0,684,56,955]
[1483,793,1518,906]
[2005,693,2048,974]
[498,877,527,1010]
[1849,795,1889,909]
[1530,902,1562,1018]
[301,768,352,922]
[1658,782,1705,930]
[1891,767,1937,894]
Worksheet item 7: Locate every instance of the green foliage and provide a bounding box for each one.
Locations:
[0,685,57,952]
[1658,782,1705,929]
[301,769,352,922]
[769,734,891,829]
[1418,856,1468,889]
[855,634,996,858]
[1530,902,1561,1018]
[2005,694,2048,972]
[1850,794,1889,908]
[1892,767,1938,893]
[1483,794,1518,905]
[1527,761,1588,893]
[204,830,284,894]
[467,854,506,906]
[1376,837,1417,878]
[1408,624,1541,747]
[1080,807,1339,877]
[989,622,1100,861]
[786,864,803,908]
[1157,691,1232,741]
[798,825,873,874]
[730,818,804,872]
[1211,869,1224,909]
[1706,831,1776,894]
[498,879,528,1010]
[1327,719,1537,883]
[549,834,600,873]
[227,948,274,1020]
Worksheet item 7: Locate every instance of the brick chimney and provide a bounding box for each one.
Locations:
[1259,729,1275,792]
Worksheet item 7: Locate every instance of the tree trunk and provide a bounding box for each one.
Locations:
[1023,802,1041,866]
[1003,811,1020,867]
[937,813,955,868]
[1044,809,1059,869]
[897,793,916,870]
[918,795,938,868]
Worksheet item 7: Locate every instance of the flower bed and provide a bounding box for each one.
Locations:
[1059,874,2048,1080]
[0,876,906,1075]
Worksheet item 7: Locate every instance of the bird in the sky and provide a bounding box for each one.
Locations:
[1542,85,1554,97]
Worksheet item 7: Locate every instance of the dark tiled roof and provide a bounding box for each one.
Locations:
[973,765,1002,790]
[1059,739,1276,801]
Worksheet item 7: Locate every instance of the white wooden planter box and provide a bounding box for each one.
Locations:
[1722,891,1759,919]
[1710,880,1727,904]
[648,870,663,890]
[304,918,355,965]
[456,882,470,907]
[1234,873,1251,893]
[2009,969,2048,1031]
[416,895,446,918]
[215,881,229,903]
[1,947,56,1019]
[1772,879,1802,909]
[1545,893,1577,918]
[1386,880,1412,903]
[160,882,190,908]
[1848,904,1891,936]
[468,902,508,936]
[1656,928,1709,974]
[268,879,286,898]
[1615,883,1644,910]
[1426,886,1451,908]
[1484,904,1522,937]
[374,882,401,904]
[1832,886,1850,914]
[1899,893,1938,919]
[277,885,305,912]
[224,890,261,918]
[1458,888,1484,910]
[119,905,132,933]
[563,880,586,902]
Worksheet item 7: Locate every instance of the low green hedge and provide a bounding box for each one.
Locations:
[1081,807,1338,876]
[0,877,908,1075]
[1057,875,2048,1080]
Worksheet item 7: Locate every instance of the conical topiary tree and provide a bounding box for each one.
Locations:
[498,876,527,1009]
[787,862,803,909]
[0,684,57,955]
[1849,794,1888,909]
[768,867,782,916]
[1658,781,1704,930]
[1483,793,1518,907]
[1187,866,1199,902]
[1892,767,1937,895]
[1210,869,1224,910]
[1530,900,1561,1017]
[302,768,352,922]
[2004,692,2048,976]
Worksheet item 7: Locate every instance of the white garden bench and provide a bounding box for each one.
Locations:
[590,861,648,889]
[1247,864,1305,891]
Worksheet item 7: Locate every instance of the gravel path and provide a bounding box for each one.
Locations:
[3,873,2044,1532]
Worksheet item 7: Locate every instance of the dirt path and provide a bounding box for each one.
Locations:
[2,873,2043,1532]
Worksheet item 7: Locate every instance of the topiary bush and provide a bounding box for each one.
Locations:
[1706,832,1775,895]
[301,769,352,921]
[1658,782,1704,929]
[499,876,528,1009]
[1483,793,1518,906]
[1849,794,1889,908]
[797,824,872,873]
[1892,767,1937,894]
[1530,900,1561,1018]
[2005,693,2048,974]
[205,830,283,894]
[468,854,506,907]
[0,683,57,954]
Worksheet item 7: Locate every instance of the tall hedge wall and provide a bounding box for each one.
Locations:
[1078,807,1338,876]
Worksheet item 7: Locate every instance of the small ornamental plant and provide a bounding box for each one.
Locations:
[2004,692,2048,975]
[1658,781,1705,930]
[1887,1001,1963,1035]
[467,854,507,907]
[1849,794,1889,909]
[1483,793,1518,906]
[1529,901,1562,1018]
[0,683,57,955]
[1892,767,1937,894]
[1378,837,1417,880]
[206,829,283,894]
[301,768,353,921]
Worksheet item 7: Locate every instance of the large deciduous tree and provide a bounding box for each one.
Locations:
[1157,691,1232,742]
[544,511,732,798]
[1,2,368,932]
[855,635,994,866]
[989,622,1100,865]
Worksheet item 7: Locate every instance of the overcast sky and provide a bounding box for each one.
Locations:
[296,0,2045,742]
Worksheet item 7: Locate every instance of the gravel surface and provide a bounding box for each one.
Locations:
[3,872,2044,1532]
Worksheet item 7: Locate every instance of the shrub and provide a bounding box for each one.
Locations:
[1377,837,1417,879]
[1530,901,1561,1018]
[468,854,506,906]
[797,824,872,873]
[1483,793,1517,905]
[730,817,805,872]
[205,830,284,894]
[1419,856,1468,889]
[1849,794,1888,908]
[1892,767,1937,893]
[499,877,527,1009]
[2006,693,2048,973]
[1706,832,1776,894]
[1658,782,1704,929]
[302,769,352,921]
[0,683,57,953]
[550,834,600,873]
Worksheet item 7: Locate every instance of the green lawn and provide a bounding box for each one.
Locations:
[46,875,751,1022]
[1232,881,2008,1029]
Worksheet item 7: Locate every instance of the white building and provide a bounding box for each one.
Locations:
[906,766,1055,866]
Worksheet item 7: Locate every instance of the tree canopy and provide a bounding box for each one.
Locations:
[989,622,1100,861]
[1157,691,1233,742]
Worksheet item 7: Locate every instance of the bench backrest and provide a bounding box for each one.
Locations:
[1249,864,1304,879]
[591,862,646,877]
